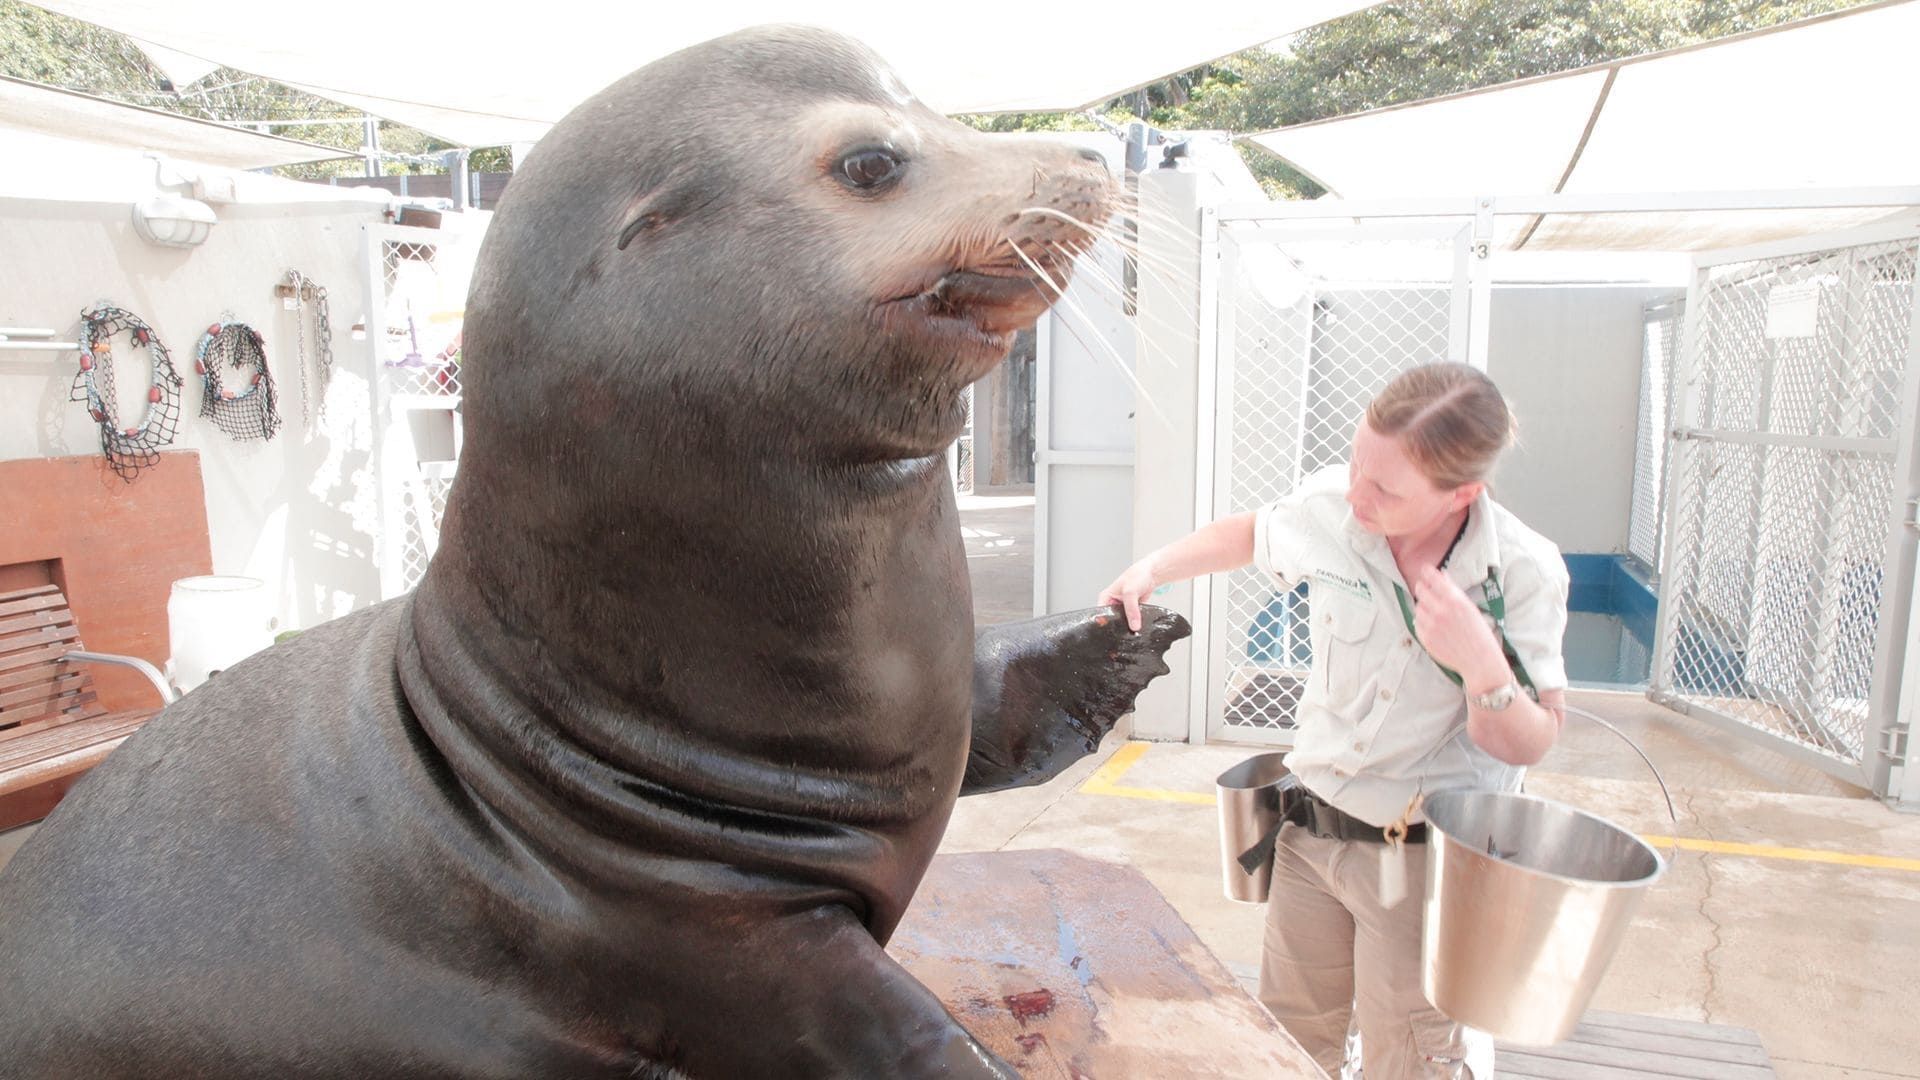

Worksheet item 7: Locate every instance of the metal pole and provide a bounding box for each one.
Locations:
[445,150,472,212]
[363,118,383,178]
[362,225,403,597]
[1877,237,1920,803]
[1032,313,1052,619]
[0,328,81,352]
[1447,224,1472,364]
[1466,198,1495,370]
[1188,203,1220,746]
[1649,262,1712,705]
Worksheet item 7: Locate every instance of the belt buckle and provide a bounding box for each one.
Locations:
[1297,795,1328,837]
[1304,796,1332,840]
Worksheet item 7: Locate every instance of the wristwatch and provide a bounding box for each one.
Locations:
[1468,680,1518,711]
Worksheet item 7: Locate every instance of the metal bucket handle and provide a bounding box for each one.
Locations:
[1392,704,1678,827]
[1562,704,1678,824]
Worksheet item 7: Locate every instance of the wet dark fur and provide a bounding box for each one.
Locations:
[0,26,1185,1079]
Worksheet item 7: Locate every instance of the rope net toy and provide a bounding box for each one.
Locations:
[69,303,182,481]
[195,315,280,441]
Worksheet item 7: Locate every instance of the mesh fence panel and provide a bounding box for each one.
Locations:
[375,234,472,594]
[1216,234,1457,737]
[1658,238,1916,772]
[955,384,974,494]
[381,241,464,400]
[398,468,456,593]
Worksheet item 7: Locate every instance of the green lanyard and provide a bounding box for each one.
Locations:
[1391,571,1537,696]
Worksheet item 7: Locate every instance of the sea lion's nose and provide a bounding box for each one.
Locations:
[1076,147,1108,169]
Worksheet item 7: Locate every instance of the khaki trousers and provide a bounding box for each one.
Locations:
[1257,823,1477,1079]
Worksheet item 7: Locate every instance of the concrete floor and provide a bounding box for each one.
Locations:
[4,490,1915,1077]
[961,486,1041,627]
[948,490,1920,1080]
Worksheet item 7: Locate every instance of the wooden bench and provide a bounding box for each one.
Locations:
[0,584,176,831]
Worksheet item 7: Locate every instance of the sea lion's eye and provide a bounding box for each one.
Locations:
[838,147,903,190]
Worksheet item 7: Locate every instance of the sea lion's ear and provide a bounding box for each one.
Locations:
[616,179,705,251]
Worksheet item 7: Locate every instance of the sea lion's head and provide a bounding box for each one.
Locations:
[461,25,1117,468]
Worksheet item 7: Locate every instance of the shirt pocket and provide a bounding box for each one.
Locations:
[1310,593,1378,705]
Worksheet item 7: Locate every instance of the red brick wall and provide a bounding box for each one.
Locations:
[0,451,212,710]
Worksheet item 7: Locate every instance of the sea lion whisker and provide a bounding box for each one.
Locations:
[1050,249,1206,374]
[1046,293,1170,427]
[1017,242,1169,426]
[1076,217,1225,292]
[1005,238,1071,300]
[1108,216,1206,259]
[1070,214,1202,279]
[1036,239,1200,345]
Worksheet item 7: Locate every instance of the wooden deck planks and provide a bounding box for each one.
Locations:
[1497,1009,1773,1079]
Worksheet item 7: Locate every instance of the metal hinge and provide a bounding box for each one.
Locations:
[1906,497,1919,533]
[1878,710,1912,759]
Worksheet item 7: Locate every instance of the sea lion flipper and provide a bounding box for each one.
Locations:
[701,910,1019,1079]
[963,605,1191,796]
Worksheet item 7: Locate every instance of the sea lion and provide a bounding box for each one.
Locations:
[0,24,1188,1080]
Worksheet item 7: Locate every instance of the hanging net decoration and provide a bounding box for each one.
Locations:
[283,270,333,428]
[69,303,182,481]
[194,315,280,441]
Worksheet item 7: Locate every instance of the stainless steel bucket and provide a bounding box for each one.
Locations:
[1420,788,1666,1045]
[1215,752,1292,905]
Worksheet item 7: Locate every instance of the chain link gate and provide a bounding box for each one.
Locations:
[950,383,975,494]
[361,223,480,598]
[1652,225,1920,790]
[1205,221,1474,745]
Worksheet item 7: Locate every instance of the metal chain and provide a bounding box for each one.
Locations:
[287,270,310,427]
[312,279,332,422]
[286,270,334,428]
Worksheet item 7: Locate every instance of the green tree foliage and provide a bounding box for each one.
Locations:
[0,0,499,179]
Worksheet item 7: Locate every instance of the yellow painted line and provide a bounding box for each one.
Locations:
[1640,835,1920,873]
[1082,741,1150,787]
[1079,742,1214,805]
[1078,743,1920,872]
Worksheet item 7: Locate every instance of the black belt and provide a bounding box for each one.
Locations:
[1235,785,1426,877]
[1298,790,1426,845]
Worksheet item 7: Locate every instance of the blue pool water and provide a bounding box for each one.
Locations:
[1560,554,1657,688]
[1564,610,1651,687]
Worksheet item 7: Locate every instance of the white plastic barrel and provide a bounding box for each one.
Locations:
[167,575,272,693]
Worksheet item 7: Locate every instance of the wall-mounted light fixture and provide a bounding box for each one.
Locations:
[132,190,217,247]
[132,154,218,248]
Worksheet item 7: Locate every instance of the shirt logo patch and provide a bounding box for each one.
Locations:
[1310,569,1373,601]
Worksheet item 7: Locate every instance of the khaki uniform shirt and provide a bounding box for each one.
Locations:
[1252,466,1570,826]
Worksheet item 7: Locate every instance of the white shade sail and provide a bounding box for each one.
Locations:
[30,0,1377,147]
[1271,70,1613,198]
[0,74,354,170]
[1247,0,1920,249]
[0,128,391,204]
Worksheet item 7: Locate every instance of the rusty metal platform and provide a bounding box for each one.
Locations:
[890,848,1326,1079]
